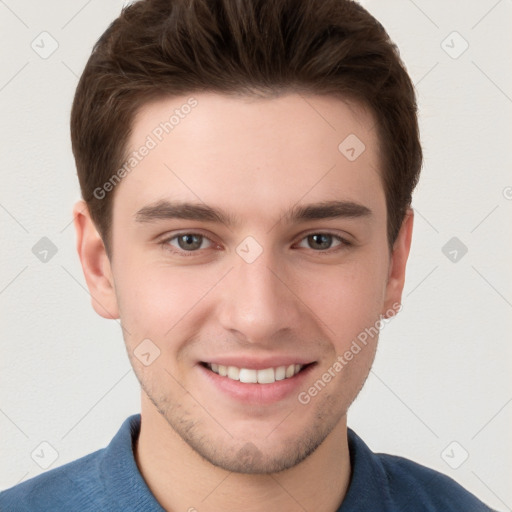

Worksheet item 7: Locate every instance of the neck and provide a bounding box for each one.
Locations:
[134,395,351,512]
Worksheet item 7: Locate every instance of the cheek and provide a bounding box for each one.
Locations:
[113,239,389,351]
[113,261,219,342]
[301,255,388,342]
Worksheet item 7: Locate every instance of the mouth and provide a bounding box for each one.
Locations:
[202,362,311,384]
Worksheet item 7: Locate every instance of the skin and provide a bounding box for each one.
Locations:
[73,92,413,512]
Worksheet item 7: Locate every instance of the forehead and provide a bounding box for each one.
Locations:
[115,92,384,225]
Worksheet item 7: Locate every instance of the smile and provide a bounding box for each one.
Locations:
[205,363,305,384]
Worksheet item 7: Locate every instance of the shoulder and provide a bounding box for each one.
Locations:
[0,448,107,512]
[377,452,495,511]
[0,414,158,512]
[345,428,495,512]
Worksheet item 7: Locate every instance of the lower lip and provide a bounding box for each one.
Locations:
[197,363,316,405]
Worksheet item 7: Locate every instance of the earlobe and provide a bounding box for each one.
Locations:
[73,200,120,319]
[382,208,414,318]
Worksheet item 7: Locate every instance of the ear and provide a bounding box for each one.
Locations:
[382,208,414,318]
[73,200,119,319]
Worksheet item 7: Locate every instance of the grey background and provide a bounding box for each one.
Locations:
[1,0,511,510]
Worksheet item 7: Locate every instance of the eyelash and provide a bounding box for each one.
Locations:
[159,231,352,257]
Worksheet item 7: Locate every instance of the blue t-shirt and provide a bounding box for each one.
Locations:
[0,414,495,511]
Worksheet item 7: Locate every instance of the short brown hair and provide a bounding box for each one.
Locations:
[71,0,422,257]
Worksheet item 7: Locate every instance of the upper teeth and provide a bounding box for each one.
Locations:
[209,363,303,384]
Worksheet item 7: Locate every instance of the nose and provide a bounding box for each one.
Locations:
[216,244,303,346]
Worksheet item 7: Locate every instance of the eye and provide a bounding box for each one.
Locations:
[162,233,214,254]
[296,232,350,252]
[160,231,351,257]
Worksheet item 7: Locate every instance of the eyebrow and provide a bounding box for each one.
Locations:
[134,199,372,227]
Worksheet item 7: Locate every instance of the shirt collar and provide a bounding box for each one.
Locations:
[99,414,165,511]
[338,428,393,511]
[100,414,392,511]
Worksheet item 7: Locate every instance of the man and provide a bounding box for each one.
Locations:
[0,0,495,510]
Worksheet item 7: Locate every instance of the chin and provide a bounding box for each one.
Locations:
[157,395,346,475]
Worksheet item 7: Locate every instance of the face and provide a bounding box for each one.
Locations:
[75,92,411,474]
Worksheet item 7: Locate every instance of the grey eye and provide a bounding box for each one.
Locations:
[297,233,342,251]
[170,234,211,251]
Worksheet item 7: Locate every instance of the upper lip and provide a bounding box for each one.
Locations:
[200,356,316,370]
